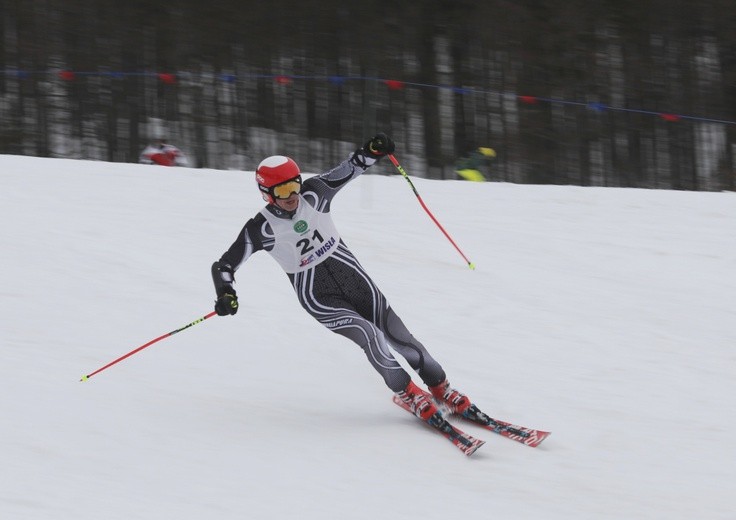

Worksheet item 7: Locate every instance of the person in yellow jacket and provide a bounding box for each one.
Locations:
[455,147,496,182]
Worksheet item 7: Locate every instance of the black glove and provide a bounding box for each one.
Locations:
[362,133,395,158]
[215,293,239,316]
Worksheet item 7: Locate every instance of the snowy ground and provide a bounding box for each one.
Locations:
[1,154,735,520]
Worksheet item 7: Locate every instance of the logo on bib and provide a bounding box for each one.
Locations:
[293,220,308,234]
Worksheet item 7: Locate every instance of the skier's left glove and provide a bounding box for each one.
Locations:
[215,293,239,316]
[362,133,395,159]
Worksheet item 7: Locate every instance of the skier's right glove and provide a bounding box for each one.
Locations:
[215,293,239,316]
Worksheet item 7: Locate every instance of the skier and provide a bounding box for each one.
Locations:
[455,147,496,182]
[210,134,474,425]
[139,139,189,167]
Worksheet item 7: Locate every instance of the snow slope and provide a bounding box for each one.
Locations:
[1,154,735,519]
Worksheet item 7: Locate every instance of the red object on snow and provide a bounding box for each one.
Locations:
[139,142,188,167]
[148,152,176,166]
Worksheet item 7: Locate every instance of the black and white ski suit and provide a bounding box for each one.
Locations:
[211,152,447,392]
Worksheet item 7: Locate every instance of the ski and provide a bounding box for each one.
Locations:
[392,395,485,456]
[460,404,551,448]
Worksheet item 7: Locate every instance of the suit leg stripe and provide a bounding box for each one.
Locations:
[332,323,402,371]
[331,251,384,323]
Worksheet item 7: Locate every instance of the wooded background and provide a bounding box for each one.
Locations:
[1,0,735,190]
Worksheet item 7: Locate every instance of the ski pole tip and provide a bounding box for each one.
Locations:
[80,375,89,382]
[468,262,476,270]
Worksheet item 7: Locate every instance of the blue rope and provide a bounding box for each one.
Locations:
[3,69,734,126]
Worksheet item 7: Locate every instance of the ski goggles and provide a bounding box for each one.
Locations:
[271,176,302,199]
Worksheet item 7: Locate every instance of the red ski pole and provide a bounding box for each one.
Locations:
[80,311,217,381]
[387,154,476,270]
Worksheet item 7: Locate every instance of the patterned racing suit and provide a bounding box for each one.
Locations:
[211,152,447,392]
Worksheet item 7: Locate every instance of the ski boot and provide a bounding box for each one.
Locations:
[429,379,472,415]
